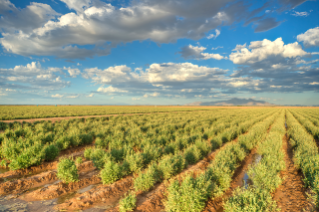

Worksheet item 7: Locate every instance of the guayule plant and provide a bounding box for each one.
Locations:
[164,172,213,212]
[44,144,60,161]
[101,160,122,185]
[119,192,136,212]
[57,158,79,183]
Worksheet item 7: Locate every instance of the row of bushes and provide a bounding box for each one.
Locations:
[163,110,279,211]
[286,110,319,206]
[224,110,286,211]
[290,110,319,139]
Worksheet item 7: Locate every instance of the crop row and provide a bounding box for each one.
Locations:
[130,109,277,194]
[0,105,212,120]
[289,110,319,139]
[224,110,286,211]
[286,110,319,206]
[163,110,279,211]
[84,109,275,186]
[0,109,271,170]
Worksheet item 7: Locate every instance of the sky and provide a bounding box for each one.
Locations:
[0,0,318,105]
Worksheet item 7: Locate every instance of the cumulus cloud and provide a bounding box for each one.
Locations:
[178,45,225,60]
[207,29,220,39]
[64,67,81,77]
[82,62,271,98]
[0,0,304,59]
[229,38,307,64]
[0,62,69,91]
[0,1,60,33]
[229,38,319,93]
[297,27,319,47]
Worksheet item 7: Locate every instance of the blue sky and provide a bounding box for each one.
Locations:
[0,0,318,105]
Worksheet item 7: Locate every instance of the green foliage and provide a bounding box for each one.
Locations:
[134,163,161,191]
[57,158,79,183]
[119,193,136,212]
[44,144,60,161]
[101,160,122,185]
[164,172,213,212]
[75,157,83,166]
[224,186,278,212]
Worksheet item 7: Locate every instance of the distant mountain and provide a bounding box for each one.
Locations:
[186,98,273,106]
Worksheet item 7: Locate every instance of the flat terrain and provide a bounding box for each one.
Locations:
[0,107,318,212]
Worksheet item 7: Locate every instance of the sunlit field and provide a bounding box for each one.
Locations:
[0,107,318,211]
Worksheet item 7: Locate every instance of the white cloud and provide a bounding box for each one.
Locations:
[291,11,309,17]
[297,27,319,47]
[310,82,319,85]
[0,61,69,91]
[51,94,63,98]
[2,0,298,59]
[229,38,307,64]
[132,97,141,101]
[97,86,128,93]
[207,29,220,39]
[64,67,81,77]
[0,1,60,33]
[178,45,225,60]
[88,93,94,97]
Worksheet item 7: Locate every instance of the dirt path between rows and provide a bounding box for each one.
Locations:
[273,135,313,211]
[0,161,94,196]
[55,175,133,211]
[202,148,259,212]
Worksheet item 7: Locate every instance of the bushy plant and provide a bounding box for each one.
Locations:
[134,163,161,191]
[44,144,60,161]
[75,157,83,166]
[119,193,136,212]
[224,186,277,212]
[57,158,79,183]
[164,172,213,212]
[101,160,122,185]
[126,153,144,173]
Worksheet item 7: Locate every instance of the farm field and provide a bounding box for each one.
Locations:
[0,105,214,121]
[0,107,318,212]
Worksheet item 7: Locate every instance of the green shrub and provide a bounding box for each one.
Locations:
[44,144,60,161]
[126,153,144,173]
[224,186,277,212]
[101,160,122,185]
[164,172,213,212]
[75,157,83,166]
[119,193,136,212]
[57,158,79,183]
[134,163,161,192]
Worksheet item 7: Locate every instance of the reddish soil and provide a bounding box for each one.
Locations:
[23,169,100,201]
[55,176,133,211]
[0,161,94,196]
[202,148,258,212]
[0,144,91,181]
[272,135,315,211]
